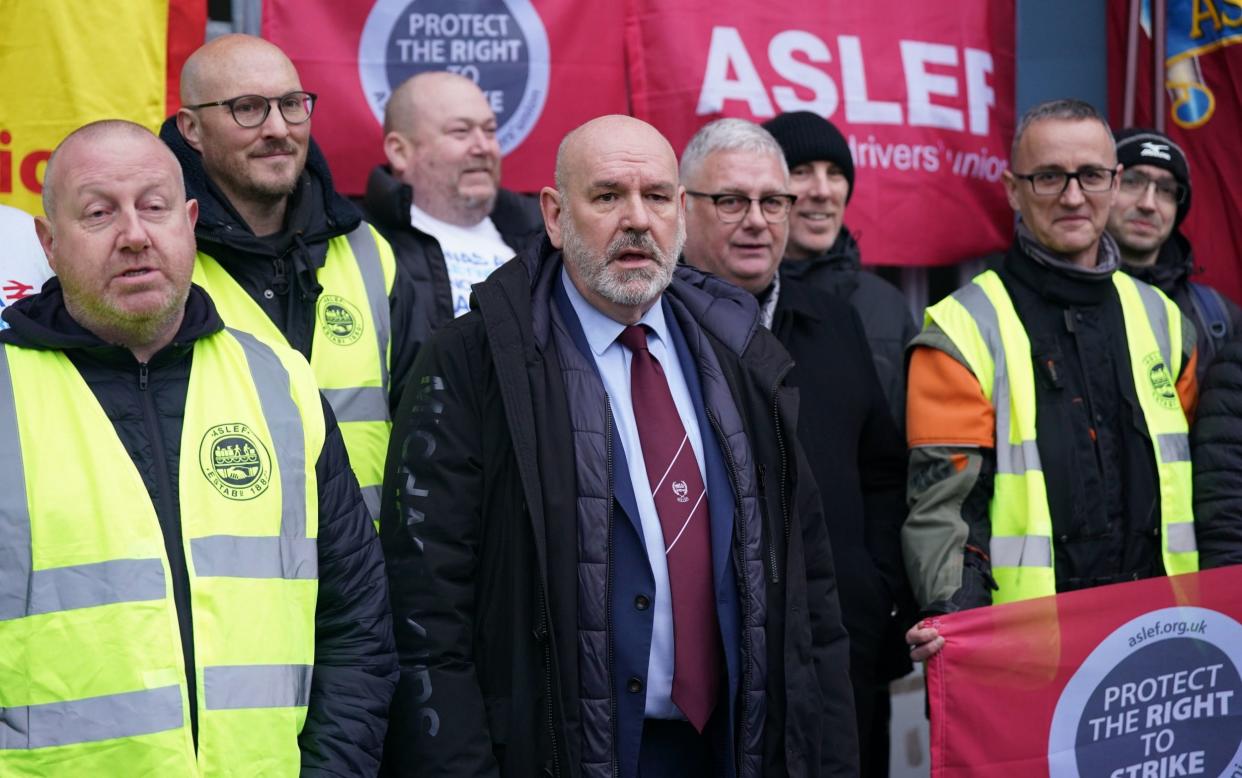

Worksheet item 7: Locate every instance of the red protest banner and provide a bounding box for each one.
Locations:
[1108,0,1242,305]
[926,566,1242,777]
[625,0,1016,267]
[262,0,629,197]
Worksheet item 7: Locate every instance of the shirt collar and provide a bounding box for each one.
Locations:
[560,266,671,356]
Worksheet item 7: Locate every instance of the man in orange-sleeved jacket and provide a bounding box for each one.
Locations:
[904,99,1199,660]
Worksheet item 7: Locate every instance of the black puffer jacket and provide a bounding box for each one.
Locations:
[780,227,916,432]
[1191,336,1242,568]
[359,164,544,347]
[160,119,422,411]
[0,282,398,775]
[380,239,857,777]
[1122,231,1242,383]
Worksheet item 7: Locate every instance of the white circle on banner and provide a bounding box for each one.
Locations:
[1046,606,1242,777]
[357,0,549,154]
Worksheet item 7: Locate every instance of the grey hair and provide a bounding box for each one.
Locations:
[1011,98,1112,163]
[679,118,789,185]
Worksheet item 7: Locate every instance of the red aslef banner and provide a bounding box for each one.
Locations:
[264,1,1015,268]
[1108,1,1242,305]
[262,0,629,198]
[926,566,1242,777]
[625,0,1016,267]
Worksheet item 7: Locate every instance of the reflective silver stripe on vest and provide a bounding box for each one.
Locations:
[321,386,388,423]
[1157,432,1191,463]
[1132,279,1174,371]
[345,224,391,404]
[1166,522,1198,553]
[360,484,382,522]
[0,350,166,622]
[0,685,183,750]
[952,283,1044,476]
[989,535,1053,568]
[191,330,317,580]
[203,664,312,710]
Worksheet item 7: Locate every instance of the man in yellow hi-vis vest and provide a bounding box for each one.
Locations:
[903,100,1199,661]
[160,34,422,525]
[1,120,396,776]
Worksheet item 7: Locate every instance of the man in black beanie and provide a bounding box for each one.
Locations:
[762,111,916,433]
[1109,127,1242,379]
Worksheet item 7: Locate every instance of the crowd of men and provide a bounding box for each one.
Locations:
[2,31,1240,778]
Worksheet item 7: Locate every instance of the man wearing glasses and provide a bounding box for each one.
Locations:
[904,100,1200,661]
[680,118,907,776]
[1109,128,1242,383]
[160,34,421,525]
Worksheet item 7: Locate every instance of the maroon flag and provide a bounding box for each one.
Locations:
[927,566,1242,776]
[1109,0,1242,304]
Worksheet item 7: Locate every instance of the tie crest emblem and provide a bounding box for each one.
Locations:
[672,480,690,503]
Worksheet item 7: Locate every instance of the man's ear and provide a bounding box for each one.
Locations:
[540,186,564,248]
[383,131,412,175]
[177,108,204,153]
[185,198,199,231]
[34,217,58,273]
[1002,170,1021,213]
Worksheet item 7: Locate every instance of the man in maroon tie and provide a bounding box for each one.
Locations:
[380,114,858,777]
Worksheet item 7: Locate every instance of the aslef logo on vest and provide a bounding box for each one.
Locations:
[1143,352,1180,411]
[358,0,550,154]
[318,294,365,346]
[1047,606,1242,777]
[200,422,273,501]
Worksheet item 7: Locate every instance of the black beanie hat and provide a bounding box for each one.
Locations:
[1114,127,1192,228]
[762,111,855,203]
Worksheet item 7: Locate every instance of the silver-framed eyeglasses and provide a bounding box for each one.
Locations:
[1011,167,1116,196]
[686,191,797,223]
[1119,170,1187,204]
[184,91,317,128]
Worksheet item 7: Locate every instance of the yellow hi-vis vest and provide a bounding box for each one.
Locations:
[0,328,323,776]
[193,224,395,524]
[924,270,1197,604]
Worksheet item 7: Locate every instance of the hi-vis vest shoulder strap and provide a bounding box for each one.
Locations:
[924,270,1196,604]
[193,224,395,523]
[0,329,323,776]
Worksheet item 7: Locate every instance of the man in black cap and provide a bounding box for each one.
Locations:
[762,111,916,431]
[1109,127,1242,380]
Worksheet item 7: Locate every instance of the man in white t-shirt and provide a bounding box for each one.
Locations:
[361,72,543,340]
[0,204,55,329]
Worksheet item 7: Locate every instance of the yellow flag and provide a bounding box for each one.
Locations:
[0,0,173,215]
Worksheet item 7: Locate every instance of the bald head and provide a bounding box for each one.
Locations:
[180,34,301,105]
[553,115,679,196]
[384,71,492,136]
[44,120,182,217]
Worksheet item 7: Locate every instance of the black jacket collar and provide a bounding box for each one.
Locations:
[0,279,224,365]
[1122,231,1194,297]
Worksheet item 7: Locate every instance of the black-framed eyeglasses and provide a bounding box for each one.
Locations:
[184,91,317,128]
[686,191,797,223]
[1119,169,1187,204]
[1011,167,1116,196]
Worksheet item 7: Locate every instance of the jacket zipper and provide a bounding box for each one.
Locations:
[769,369,792,551]
[534,581,561,778]
[604,396,620,778]
[756,464,778,584]
[706,408,749,774]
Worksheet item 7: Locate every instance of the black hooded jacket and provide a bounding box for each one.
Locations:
[159,119,421,411]
[359,163,544,350]
[1121,231,1242,382]
[0,282,398,775]
[779,227,917,432]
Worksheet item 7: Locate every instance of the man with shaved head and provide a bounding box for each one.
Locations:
[361,71,542,341]
[380,114,856,776]
[161,34,421,525]
[0,120,396,775]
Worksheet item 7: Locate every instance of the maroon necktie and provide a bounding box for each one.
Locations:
[618,324,721,732]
